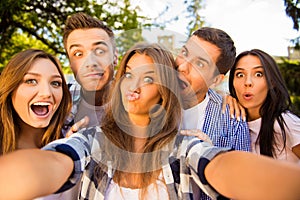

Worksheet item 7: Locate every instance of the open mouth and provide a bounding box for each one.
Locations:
[31,102,50,116]
[243,93,253,100]
[96,72,104,76]
[178,77,189,90]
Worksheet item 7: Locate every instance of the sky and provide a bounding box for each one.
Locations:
[132,0,299,56]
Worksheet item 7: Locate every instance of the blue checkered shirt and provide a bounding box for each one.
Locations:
[42,126,231,200]
[202,89,251,151]
[198,89,251,200]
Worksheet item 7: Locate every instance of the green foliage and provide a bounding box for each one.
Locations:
[284,0,300,49]
[184,0,205,35]
[278,59,300,96]
[0,0,151,71]
[115,28,146,67]
[278,59,300,114]
[284,0,300,31]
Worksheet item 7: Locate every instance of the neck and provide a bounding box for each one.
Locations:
[128,115,150,152]
[247,107,261,121]
[184,92,206,109]
[81,85,110,106]
[18,122,45,149]
[129,114,150,127]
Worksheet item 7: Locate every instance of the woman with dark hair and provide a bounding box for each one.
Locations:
[229,49,300,162]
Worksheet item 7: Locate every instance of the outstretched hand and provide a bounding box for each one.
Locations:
[66,116,89,137]
[180,129,213,145]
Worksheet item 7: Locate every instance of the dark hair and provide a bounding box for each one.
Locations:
[63,12,115,52]
[229,49,293,157]
[192,27,236,74]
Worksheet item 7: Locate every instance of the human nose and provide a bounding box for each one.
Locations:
[128,77,141,93]
[38,82,52,98]
[83,52,99,69]
[244,75,253,87]
[176,57,190,74]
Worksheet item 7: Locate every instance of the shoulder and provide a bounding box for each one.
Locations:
[280,111,300,130]
[207,89,223,102]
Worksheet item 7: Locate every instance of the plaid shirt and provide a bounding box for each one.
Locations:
[43,126,231,200]
[62,80,82,137]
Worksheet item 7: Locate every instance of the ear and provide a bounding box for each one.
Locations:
[211,74,225,88]
[113,50,118,67]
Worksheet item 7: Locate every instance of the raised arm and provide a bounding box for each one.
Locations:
[0,149,73,200]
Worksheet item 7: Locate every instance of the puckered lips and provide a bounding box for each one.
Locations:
[30,102,52,117]
[125,91,140,101]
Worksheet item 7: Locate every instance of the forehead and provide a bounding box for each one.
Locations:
[29,58,60,74]
[66,28,112,49]
[236,55,262,68]
[186,35,220,66]
[126,53,154,71]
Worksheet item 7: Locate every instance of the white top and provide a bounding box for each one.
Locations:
[34,183,80,200]
[248,112,300,163]
[105,173,169,200]
[182,94,209,130]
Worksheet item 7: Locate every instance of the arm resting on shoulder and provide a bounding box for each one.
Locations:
[0,149,73,200]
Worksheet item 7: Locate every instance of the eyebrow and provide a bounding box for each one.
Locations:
[69,41,109,52]
[235,65,264,71]
[25,72,62,79]
[125,66,155,74]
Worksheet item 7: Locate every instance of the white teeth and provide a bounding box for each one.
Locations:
[33,102,50,106]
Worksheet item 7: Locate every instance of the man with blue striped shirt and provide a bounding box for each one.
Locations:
[176,27,251,200]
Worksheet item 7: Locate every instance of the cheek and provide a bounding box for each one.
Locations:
[145,86,161,103]
[104,65,114,78]
[191,72,206,89]
[70,60,81,75]
[54,89,63,104]
[11,88,27,114]
[259,84,268,99]
[233,80,242,93]
[175,57,183,66]
[101,54,115,67]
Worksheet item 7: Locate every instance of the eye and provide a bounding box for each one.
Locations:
[95,48,105,55]
[235,72,244,78]
[74,51,83,57]
[25,79,37,85]
[255,71,264,77]
[180,48,188,57]
[124,72,132,79]
[51,80,62,88]
[193,59,205,68]
[143,76,154,84]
